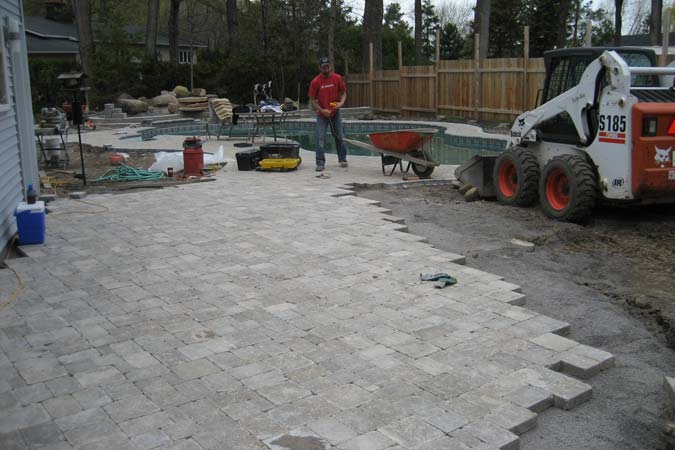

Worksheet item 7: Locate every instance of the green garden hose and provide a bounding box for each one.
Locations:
[94,164,166,183]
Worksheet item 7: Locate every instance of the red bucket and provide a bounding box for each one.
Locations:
[183,137,203,176]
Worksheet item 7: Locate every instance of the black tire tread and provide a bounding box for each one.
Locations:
[494,147,540,206]
[411,150,435,177]
[541,154,597,222]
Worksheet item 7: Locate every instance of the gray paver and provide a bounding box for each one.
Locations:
[379,415,444,447]
[339,431,396,450]
[308,418,358,445]
[0,404,51,433]
[43,395,82,419]
[104,396,160,423]
[172,359,219,381]
[73,367,125,387]
[130,429,172,450]
[20,422,65,448]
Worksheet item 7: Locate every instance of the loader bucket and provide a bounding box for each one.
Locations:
[454,155,498,198]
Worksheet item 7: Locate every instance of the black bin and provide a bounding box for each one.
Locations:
[236,148,262,171]
[260,143,300,159]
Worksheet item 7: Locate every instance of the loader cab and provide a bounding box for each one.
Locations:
[538,47,658,145]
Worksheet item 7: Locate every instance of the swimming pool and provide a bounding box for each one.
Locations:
[133,121,507,165]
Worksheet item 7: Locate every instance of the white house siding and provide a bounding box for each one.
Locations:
[0,0,38,252]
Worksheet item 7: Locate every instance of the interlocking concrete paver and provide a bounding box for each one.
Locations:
[0,146,614,449]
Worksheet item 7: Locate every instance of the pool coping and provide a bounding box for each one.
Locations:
[136,118,508,153]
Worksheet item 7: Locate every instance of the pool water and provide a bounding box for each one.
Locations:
[288,131,500,166]
[126,122,507,165]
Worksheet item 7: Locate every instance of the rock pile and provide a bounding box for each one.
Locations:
[109,86,211,116]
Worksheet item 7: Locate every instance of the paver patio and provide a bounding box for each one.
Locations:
[0,147,614,450]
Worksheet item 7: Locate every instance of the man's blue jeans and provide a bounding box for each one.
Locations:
[315,110,347,167]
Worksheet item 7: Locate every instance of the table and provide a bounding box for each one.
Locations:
[237,111,300,143]
[35,126,69,169]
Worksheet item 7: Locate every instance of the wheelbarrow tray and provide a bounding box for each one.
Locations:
[367,128,438,153]
[342,136,439,168]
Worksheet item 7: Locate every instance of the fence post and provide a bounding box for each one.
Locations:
[474,33,480,119]
[369,42,375,109]
[522,26,529,113]
[398,41,403,70]
[585,21,592,47]
[662,8,671,66]
[435,29,440,116]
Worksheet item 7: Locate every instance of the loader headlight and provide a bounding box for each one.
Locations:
[643,117,658,136]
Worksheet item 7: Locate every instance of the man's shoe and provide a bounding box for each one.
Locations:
[315,165,325,172]
[339,161,348,168]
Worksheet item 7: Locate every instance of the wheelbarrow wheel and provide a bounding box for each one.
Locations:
[411,151,434,177]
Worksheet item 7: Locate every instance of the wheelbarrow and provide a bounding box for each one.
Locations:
[342,128,440,177]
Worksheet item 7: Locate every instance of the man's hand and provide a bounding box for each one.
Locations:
[320,108,332,117]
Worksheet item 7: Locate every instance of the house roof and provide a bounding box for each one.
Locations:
[24,16,206,54]
[602,32,675,47]
[26,33,79,54]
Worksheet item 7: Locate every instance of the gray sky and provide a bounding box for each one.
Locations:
[345,0,663,35]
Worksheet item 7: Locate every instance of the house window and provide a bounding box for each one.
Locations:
[179,49,193,64]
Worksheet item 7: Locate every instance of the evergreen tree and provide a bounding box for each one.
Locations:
[421,0,440,60]
[440,22,465,59]
[383,3,415,68]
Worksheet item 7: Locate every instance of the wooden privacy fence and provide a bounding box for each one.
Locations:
[345,31,547,122]
[346,57,546,122]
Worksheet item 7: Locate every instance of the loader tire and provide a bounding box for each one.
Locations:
[493,147,539,206]
[539,154,597,222]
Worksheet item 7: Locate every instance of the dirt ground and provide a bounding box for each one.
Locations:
[39,144,220,196]
[40,143,157,193]
[357,183,675,450]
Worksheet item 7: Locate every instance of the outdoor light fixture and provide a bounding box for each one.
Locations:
[6,19,21,53]
[58,71,90,185]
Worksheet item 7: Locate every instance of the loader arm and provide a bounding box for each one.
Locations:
[509,51,633,148]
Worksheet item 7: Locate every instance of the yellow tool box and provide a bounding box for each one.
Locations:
[258,158,301,171]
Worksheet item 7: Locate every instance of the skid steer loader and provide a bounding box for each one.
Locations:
[460,47,675,222]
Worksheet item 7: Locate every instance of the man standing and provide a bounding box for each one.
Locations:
[308,57,348,171]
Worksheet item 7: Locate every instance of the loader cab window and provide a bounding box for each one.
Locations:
[543,56,596,103]
[539,55,596,144]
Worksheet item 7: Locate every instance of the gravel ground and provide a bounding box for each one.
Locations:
[356,183,675,450]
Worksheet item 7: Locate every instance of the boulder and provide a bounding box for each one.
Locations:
[191,88,207,97]
[117,98,149,115]
[118,93,134,100]
[161,90,169,95]
[152,94,177,106]
[168,102,179,113]
[173,85,190,98]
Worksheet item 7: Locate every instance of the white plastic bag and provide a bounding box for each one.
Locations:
[148,145,225,174]
[149,151,184,173]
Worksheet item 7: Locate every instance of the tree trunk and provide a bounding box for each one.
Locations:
[556,0,572,48]
[226,0,238,53]
[614,0,623,46]
[415,0,422,63]
[145,0,160,60]
[362,0,383,70]
[650,0,662,45]
[261,0,269,65]
[475,0,491,59]
[72,0,95,77]
[328,0,337,65]
[169,0,181,64]
[573,0,580,44]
